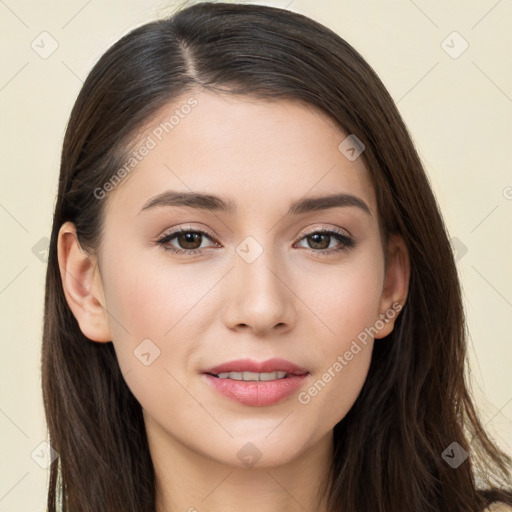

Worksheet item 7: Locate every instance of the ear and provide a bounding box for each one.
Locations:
[374,234,410,339]
[57,221,112,343]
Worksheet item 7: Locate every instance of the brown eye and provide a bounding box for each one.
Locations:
[157,228,218,255]
[295,228,355,256]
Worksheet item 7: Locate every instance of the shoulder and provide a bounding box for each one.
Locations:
[483,503,512,512]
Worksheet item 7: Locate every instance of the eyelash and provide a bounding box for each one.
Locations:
[156,226,355,258]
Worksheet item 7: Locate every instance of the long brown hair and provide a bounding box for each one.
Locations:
[42,2,512,511]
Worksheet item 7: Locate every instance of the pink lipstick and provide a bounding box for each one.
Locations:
[202,358,310,407]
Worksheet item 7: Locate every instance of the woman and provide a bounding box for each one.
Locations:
[42,2,512,511]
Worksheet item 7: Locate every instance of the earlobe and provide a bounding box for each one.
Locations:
[375,234,410,339]
[57,221,112,343]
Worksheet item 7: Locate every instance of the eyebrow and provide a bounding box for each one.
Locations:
[139,190,371,216]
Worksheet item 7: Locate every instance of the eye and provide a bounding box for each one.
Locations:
[156,227,219,256]
[295,228,355,256]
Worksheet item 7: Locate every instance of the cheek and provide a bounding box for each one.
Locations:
[296,247,384,343]
[100,254,207,420]
[102,246,218,341]
[100,247,227,391]
[294,253,384,422]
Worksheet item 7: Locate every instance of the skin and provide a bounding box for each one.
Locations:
[58,90,410,512]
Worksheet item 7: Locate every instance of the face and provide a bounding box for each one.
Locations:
[60,90,408,470]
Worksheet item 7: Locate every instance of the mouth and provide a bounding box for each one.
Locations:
[201,358,310,406]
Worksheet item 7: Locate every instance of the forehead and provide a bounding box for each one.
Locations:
[103,90,376,219]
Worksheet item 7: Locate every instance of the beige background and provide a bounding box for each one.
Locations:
[1,0,511,509]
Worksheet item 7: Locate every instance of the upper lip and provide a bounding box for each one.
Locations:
[203,358,309,376]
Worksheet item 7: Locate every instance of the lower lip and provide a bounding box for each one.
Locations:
[202,374,309,407]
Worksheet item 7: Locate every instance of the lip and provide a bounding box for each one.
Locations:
[202,373,309,407]
[201,358,310,407]
[203,358,309,376]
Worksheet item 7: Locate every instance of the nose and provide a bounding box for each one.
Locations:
[222,245,297,336]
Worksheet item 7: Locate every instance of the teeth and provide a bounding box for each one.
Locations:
[216,371,288,381]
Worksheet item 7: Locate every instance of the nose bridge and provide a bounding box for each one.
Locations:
[223,234,295,333]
